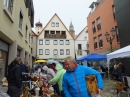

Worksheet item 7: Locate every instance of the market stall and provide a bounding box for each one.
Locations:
[21,72,59,97]
[107,45,130,64]
[77,53,107,61]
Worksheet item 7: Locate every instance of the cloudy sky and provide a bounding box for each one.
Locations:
[33,0,96,35]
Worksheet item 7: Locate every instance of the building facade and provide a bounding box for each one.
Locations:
[31,30,38,63]
[87,0,120,54]
[37,14,75,59]
[75,26,89,58]
[113,0,130,74]
[0,0,34,78]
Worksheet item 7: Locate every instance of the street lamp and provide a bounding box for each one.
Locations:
[105,27,116,52]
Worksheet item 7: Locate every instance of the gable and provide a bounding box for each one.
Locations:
[76,27,88,41]
[39,14,74,40]
[31,30,37,36]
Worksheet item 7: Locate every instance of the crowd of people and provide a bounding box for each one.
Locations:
[112,62,125,82]
[7,56,104,97]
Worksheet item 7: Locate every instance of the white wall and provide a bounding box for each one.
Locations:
[75,27,89,58]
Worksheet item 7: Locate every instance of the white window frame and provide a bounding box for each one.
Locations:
[84,37,87,40]
[53,40,58,45]
[60,49,64,55]
[31,37,33,44]
[25,26,28,39]
[4,0,13,14]
[45,49,49,55]
[53,49,58,55]
[66,49,70,55]
[94,37,97,43]
[45,40,49,45]
[51,22,55,27]
[39,49,43,55]
[56,22,59,27]
[97,18,101,24]
[19,10,23,30]
[99,35,102,41]
[29,33,30,43]
[60,40,64,45]
[39,40,43,45]
[66,40,70,45]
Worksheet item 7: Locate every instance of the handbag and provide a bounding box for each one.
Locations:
[85,75,99,94]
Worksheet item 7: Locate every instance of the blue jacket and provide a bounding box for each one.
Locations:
[62,65,104,97]
[20,63,27,73]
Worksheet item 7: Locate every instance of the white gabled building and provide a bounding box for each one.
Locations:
[36,14,75,59]
[75,26,89,58]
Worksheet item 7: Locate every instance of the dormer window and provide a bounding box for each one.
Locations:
[51,22,55,27]
[56,23,59,27]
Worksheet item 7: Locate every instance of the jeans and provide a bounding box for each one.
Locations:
[61,90,65,97]
[53,83,61,96]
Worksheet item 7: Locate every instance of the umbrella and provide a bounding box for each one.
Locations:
[35,60,46,63]
[47,59,59,64]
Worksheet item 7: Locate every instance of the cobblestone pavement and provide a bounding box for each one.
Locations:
[92,78,118,97]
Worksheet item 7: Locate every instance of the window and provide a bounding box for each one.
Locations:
[92,21,96,33]
[25,26,28,39]
[54,40,58,45]
[29,34,30,43]
[4,0,13,14]
[60,40,64,45]
[19,11,23,30]
[56,23,59,27]
[84,37,87,40]
[45,49,49,55]
[98,34,103,48]
[51,22,55,27]
[17,49,20,57]
[39,49,43,55]
[87,44,89,50]
[60,49,64,55]
[112,5,116,20]
[66,49,70,55]
[53,49,58,55]
[94,37,97,49]
[77,51,82,55]
[115,26,120,42]
[66,40,70,45]
[45,40,49,45]
[78,44,82,50]
[97,18,101,30]
[31,48,33,54]
[39,40,43,45]
[31,37,33,44]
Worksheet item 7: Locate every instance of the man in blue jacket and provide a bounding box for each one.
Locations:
[62,56,104,97]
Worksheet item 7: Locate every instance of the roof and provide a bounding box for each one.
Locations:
[35,21,42,27]
[75,26,87,40]
[31,30,37,36]
[38,13,74,39]
[89,2,99,8]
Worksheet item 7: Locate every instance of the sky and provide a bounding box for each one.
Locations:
[33,0,96,35]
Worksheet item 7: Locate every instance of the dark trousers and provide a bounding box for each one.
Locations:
[53,83,61,96]
[7,86,21,97]
[61,90,65,97]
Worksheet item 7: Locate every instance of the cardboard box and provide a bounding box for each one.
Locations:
[2,77,7,83]
[2,83,8,86]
